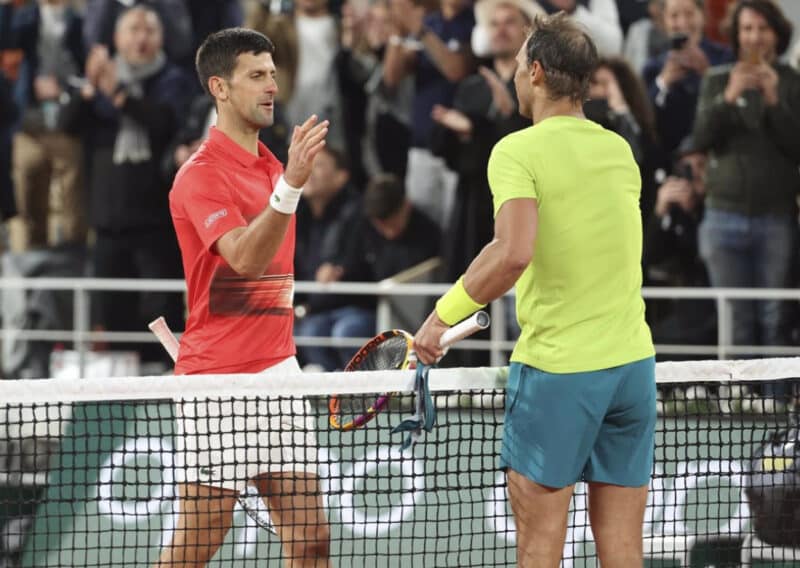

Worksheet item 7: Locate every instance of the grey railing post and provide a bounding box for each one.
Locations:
[74,287,89,377]
[717,293,732,360]
[490,299,506,367]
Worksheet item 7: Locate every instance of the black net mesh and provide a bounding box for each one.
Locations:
[0,371,798,566]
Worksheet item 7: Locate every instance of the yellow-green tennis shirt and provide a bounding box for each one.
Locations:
[488,115,654,373]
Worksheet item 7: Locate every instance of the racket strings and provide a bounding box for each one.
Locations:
[337,335,412,423]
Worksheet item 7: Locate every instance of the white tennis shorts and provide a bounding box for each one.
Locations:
[175,356,318,491]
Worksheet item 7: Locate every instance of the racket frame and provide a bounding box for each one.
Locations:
[328,310,490,431]
[328,329,414,431]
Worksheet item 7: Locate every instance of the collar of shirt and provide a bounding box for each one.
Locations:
[207,126,279,171]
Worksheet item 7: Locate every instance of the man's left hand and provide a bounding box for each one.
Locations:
[413,310,449,365]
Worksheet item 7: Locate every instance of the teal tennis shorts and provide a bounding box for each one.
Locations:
[499,356,656,488]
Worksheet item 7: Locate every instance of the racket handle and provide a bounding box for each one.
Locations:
[148,316,180,363]
[439,310,490,348]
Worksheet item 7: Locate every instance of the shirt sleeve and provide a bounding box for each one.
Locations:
[172,165,249,252]
[487,136,538,216]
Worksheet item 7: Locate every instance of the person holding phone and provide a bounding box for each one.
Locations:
[692,0,799,404]
[643,0,732,153]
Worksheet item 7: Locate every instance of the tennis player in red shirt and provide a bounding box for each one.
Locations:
[156,28,330,567]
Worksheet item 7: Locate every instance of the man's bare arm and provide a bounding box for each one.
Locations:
[462,198,538,303]
[419,31,472,84]
[215,117,328,279]
[413,198,537,363]
[383,41,416,89]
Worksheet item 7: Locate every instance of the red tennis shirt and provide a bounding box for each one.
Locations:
[169,127,295,374]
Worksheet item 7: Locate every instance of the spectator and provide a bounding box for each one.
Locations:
[8,0,86,253]
[644,136,715,346]
[693,0,799,363]
[0,2,19,228]
[383,0,475,231]
[432,0,534,282]
[245,0,347,154]
[183,0,243,68]
[82,0,194,67]
[624,0,670,73]
[62,5,194,362]
[616,0,654,33]
[585,56,662,221]
[644,0,733,154]
[293,147,369,371]
[536,0,624,56]
[349,173,441,286]
[470,0,544,58]
[0,70,18,228]
[336,0,415,183]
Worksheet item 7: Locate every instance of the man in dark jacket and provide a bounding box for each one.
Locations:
[63,5,193,362]
[643,0,732,154]
[293,147,366,371]
[82,0,194,68]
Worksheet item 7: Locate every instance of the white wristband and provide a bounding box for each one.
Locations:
[269,175,303,215]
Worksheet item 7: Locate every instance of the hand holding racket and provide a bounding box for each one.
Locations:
[329,311,490,431]
[413,309,477,365]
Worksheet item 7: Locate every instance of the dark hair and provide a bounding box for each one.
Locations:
[726,0,793,58]
[364,174,405,220]
[115,5,162,33]
[596,57,658,143]
[662,0,704,9]
[195,28,275,95]
[321,146,350,172]
[524,13,599,103]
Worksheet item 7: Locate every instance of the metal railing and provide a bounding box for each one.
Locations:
[1,277,799,376]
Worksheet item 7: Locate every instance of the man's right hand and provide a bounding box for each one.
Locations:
[655,178,695,216]
[658,52,688,88]
[284,115,329,188]
[34,75,61,101]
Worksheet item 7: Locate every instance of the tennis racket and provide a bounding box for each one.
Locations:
[147,317,278,534]
[328,310,490,431]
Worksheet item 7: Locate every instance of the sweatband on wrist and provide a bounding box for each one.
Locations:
[269,175,303,215]
[435,276,486,326]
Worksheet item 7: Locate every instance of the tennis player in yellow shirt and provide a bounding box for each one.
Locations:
[414,12,656,568]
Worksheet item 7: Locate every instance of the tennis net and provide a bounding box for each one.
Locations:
[0,359,799,567]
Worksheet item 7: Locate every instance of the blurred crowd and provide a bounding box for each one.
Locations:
[0,0,799,374]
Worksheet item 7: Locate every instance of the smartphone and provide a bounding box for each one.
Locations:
[669,33,689,51]
[675,162,693,182]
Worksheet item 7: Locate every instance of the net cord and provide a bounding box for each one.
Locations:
[1,357,800,404]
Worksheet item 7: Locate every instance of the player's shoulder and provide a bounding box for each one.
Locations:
[170,146,230,206]
[492,126,537,158]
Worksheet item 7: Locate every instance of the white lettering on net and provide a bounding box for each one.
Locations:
[338,446,425,538]
[486,472,515,544]
[658,460,748,536]
[94,437,176,524]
